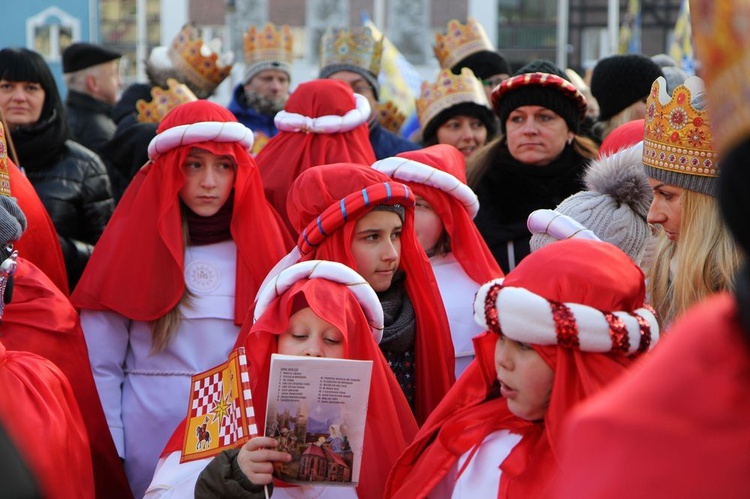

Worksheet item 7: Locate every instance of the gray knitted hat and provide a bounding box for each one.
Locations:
[0,196,26,246]
[530,142,652,264]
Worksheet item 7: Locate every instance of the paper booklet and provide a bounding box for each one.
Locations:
[180,347,258,463]
[265,354,373,487]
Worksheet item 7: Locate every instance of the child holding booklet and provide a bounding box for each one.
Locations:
[146,260,418,498]
[384,239,661,498]
[372,144,504,377]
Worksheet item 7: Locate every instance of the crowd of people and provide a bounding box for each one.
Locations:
[0,8,748,499]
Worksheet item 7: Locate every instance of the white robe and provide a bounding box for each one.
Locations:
[430,253,484,378]
[431,429,523,498]
[82,240,241,498]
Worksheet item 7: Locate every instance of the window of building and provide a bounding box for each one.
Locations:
[26,7,80,62]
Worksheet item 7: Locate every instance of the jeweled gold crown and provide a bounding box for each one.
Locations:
[691,0,750,152]
[0,123,11,197]
[377,101,406,134]
[136,78,197,124]
[642,76,718,179]
[434,18,494,70]
[416,68,490,131]
[319,27,383,76]
[168,23,233,95]
[243,23,293,66]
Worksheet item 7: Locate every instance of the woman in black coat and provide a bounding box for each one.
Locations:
[0,48,114,289]
[468,60,599,274]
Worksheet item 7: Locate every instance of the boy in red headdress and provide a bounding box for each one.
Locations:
[385,239,660,498]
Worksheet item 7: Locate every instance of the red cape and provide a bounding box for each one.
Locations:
[554,293,750,499]
[1,258,132,498]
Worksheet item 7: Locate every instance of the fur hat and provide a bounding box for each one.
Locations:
[591,54,664,121]
[529,142,652,264]
[493,60,586,134]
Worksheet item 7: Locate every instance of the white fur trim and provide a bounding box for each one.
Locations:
[147,121,255,160]
[253,260,384,343]
[371,157,480,218]
[273,93,371,134]
[527,209,602,242]
[473,280,660,355]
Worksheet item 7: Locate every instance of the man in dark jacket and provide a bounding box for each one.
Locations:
[62,43,122,155]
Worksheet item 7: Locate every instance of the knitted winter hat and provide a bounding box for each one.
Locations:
[591,54,663,121]
[529,142,652,264]
[493,60,585,134]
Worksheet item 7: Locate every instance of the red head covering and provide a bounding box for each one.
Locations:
[284,163,455,424]
[386,239,660,499]
[160,262,418,498]
[373,144,503,284]
[256,79,376,237]
[247,272,418,499]
[71,100,291,324]
[598,119,645,158]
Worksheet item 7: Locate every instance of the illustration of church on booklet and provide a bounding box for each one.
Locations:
[298,431,354,483]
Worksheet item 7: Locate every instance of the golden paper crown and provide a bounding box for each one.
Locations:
[319,27,383,76]
[642,76,718,179]
[377,101,406,134]
[168,23,233,94]
[691,1,750,152]
[416,68,490,132]
[434,18,494,70]
[136,78,198,124]
[243,23,293,66]
[0,123,10,197]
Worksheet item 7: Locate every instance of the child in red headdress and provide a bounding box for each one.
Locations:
[273,162,455,424]
[256,79,376,238]
[146,261,417,499]
[71,100,291,497]
[385,239,660,498]
[373,144,503,377]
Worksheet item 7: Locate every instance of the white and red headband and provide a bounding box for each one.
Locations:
[147,121,255,160]
[253,260,385,343]
[274,93,371,134]
[371,156,479,218]
[474,278,660,355]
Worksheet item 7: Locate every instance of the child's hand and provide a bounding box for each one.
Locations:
[236,436,292,485]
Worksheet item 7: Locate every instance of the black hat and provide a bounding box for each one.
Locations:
[62,43,122,73]
[452,50,511,81]
[493,60,585,134]
[590,54,663,121]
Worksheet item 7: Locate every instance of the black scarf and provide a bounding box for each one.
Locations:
[184,192,234,246]
[474,144,588,241]
[377,271,416,353]
[11,110,68,172]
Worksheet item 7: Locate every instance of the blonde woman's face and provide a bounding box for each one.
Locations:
[436,115,488,159]
[647,178,683,243]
